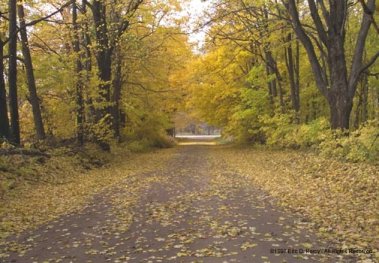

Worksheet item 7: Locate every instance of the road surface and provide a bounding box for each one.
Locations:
[2,145,356,262]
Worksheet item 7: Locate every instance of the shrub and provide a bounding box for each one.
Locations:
[259,112,297,148]
[127,139,151,152]
[150,134,176,148]
[257,113,378,162]
[294,117,329,148]
[319,120,379,162]
[126,134,175,153]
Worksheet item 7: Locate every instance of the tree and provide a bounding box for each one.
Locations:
[86,0,143,149]
[72,0,85,145]
[8,0,20,144]
[18,2,46,140]
[111,48,123,140]
[0,35,10,140]
[284,32,300,115]
[283,0,379,129]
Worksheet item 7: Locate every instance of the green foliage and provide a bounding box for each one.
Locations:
[126,135,175,152]
[259,115,330,149]
[259,113,296,148]
[184,0,378,164]
[126,139,152,152]
[319,121,379,162]
[122,107,176,151]
[258,116,378,162]
[293,118,330,147]
[227,88,270,143]
[88,114,114,146]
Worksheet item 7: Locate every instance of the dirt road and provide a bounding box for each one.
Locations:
[2,145,356,262]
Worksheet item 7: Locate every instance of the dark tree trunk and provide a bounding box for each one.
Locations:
[353,74,369,128]
[82,0,92,73]
[91,0,112,117]
[72,0,85,145]
[361,74,368,123]
[18,3,46,140]
[266,51,285,112]
[89,0,112,150]
[261,7,285,113]
[285,33,300,114]
[326,25,351,130]
[96,52,112,114]
[0,39,10,139]
[87,0,141,149]
[354,92,362,129]
[265,53,275,108]
[328,94,352,130]
[112,51,122,140]
[81,0,95,124]
[276,72,285,113]
[8,0,20,144]
[284,0,377,130]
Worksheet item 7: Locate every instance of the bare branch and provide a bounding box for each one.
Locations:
[126,81,173,93]
[358,0,379,34]
[4,0,74,45]
[359,51,379,76]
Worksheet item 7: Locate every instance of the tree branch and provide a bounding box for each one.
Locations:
[126,81,173,93]
[358,0,379,34]
[283,0,328,96]
[348,0,376,96]
[359,51,379,76]
[307,0,328,46]
[4,0,74,45]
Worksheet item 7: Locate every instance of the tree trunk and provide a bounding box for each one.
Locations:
[361,74,368,123]
[353,73,369,128]
[72,0,85,145]
[328,95,352,130]
[327,31,351,130]
[18,3,46,140]
[354,89,363,129]
[91,0,112,118]
[265,53,275,108]
[81,0,95,124]
[0,39,10,139]
[266,51,285,112]
[285,33,300,114]
[96,52,112,115]
[87,0,139,149]
[276,72,285,113]
[326,76,353,131]
[284,0,377,130]
[8,0,20,145]
[112,51,122,140]
[90,0,112,151]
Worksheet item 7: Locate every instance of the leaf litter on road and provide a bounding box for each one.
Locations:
[1,145,376,262]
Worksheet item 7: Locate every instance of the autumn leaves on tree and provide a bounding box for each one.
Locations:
[0,0,190,148]
[186,0,378,156]
[0,0,378,155]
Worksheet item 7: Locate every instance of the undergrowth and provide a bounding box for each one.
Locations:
[0,143,112,198]
[243,115,379,163]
